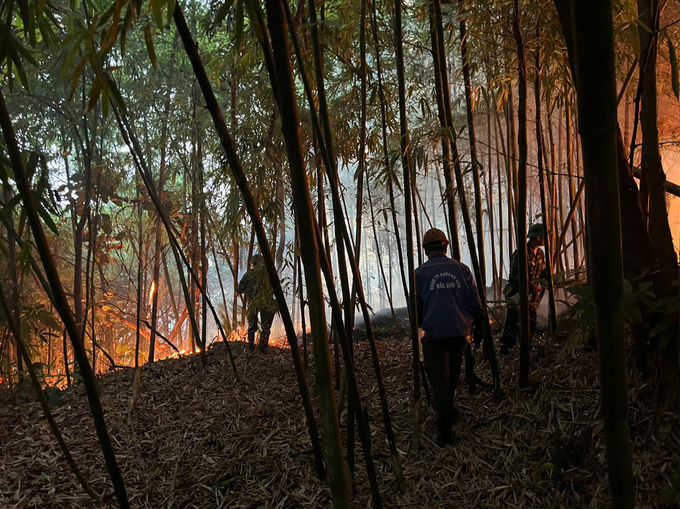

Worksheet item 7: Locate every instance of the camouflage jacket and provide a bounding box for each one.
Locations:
[236,267,277,312]
[503,247,546,304]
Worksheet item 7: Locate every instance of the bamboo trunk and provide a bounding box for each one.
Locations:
[458,0,486,287]
[533,37,558,334]
[572,2,634,505]
[637,0,678,282]
[150,48,176,362]
[174,1,326,482]
[428,5,461,260]
[259,2,351,503]
[0,88,131,509]
[394,0,422,450]
[433,0,501,395]
[565,109,580,269]
[370,0,410,305]
[513,0,531,388]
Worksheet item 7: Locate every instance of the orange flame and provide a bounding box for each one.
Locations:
[148,281,156,308]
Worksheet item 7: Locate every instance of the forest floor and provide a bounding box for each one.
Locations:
[2,317,680,508]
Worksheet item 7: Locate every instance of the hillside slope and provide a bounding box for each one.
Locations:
[1,333,678,508]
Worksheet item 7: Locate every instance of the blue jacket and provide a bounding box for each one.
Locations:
[415,253,484,339]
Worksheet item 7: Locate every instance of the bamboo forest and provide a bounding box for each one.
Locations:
[1,0,680,506]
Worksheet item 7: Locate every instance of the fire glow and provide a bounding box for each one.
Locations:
[148,281,156,308]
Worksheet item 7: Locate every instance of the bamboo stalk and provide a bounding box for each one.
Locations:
[394,0,423,451]
[513,0,531,388]
[458,0,487,287]
[0,287,98,503]
[572,1,634,504]
[0,87,131,509]
[173,2,326,481]
[258,1,350,502]
[283,0,407,490]
[433,0,501,395]
[369,0,410,304]
[533,32,558,334]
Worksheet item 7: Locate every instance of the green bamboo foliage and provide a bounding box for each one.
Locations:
[0,88,131,509]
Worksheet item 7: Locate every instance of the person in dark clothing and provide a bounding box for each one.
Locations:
[236,253,277,352]
[415,228,487,446]
[499,223,547,355]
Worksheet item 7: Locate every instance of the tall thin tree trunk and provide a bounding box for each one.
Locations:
[149,46,176,362]
[174,1,326,483]
[491,91,505,286]
[565,108,580,269]
[534,37,558,334]
[637,0,678,281]
[0,87,131,509]
[394,0,422,450]
[513,0,531,388]
[458,0,486,286]
[505,94,517,255]
[259,2,351,503]
[370,0,410,304]
[135,186,144,367]
[433,0,500,396]
[428,4,461,260]
[572,2,634,505]
[484,91,499,298]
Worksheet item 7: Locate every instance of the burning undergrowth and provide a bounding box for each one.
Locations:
[1,331,679,508]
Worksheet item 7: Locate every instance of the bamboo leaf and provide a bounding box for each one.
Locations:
[668,38,679,100]
[33,194,59,235]
[0,195,22,221]
[120,5,134,55]
[12,34,39,67]
[152,0,165,30]
[13,57,30,91]
[99,3,122,59]
[87,76,104,112]
[68,56,87,101]
[25,153,39,181]
[98,0,118,27]
[243,0,265,46]
[215,0,237,25]
[145,26,158,70]
[166,0,176,24]
[106,75,128,115]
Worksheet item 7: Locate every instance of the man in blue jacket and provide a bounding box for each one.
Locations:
[416,228,486,446]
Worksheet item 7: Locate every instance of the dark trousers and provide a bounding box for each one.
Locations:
[422,337,468,439]
[500,304,537,349]
[248,308,275,351]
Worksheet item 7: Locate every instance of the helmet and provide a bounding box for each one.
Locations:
[251,253,264,266]
[423,228,449,247]
[527,223,545,238]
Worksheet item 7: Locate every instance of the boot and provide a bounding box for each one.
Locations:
[436,414,454,447]
[259,330,270,353]
[248,331,256,351]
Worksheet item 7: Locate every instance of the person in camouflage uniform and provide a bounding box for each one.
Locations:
[236,253,277,352]
[500,223,547,355]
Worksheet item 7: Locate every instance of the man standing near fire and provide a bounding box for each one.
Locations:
[415,228,487,446]
[499,223,547,355]
[236,253,277,353]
